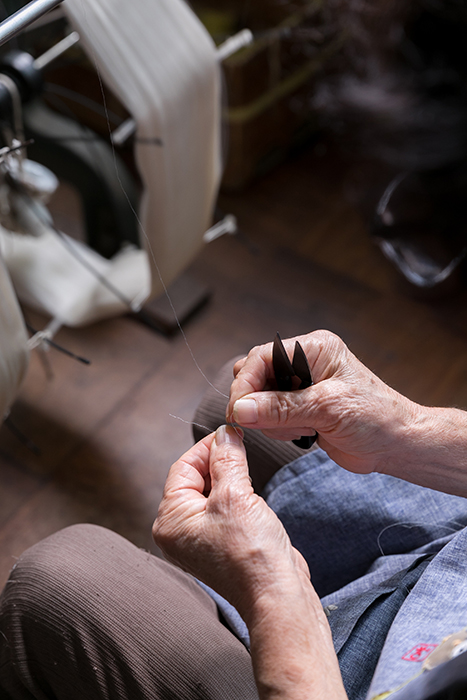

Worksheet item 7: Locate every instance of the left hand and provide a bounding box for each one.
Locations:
[226,330,421,476]
[153,425,310,617]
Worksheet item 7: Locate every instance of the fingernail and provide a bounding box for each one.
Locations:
[233,398,258,424]
[215,425,244,446]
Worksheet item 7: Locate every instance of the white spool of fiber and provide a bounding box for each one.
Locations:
[65,0,222,299]
[0,0,221,327]
[0,253,28,421]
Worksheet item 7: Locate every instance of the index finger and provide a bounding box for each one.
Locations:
[162,433,215,500]
[227,336,312,420]
[227,343,274,423]
[227,331,348,424]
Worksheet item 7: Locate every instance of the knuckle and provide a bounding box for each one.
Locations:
[152,519,165,547]
[307,330,351,378]
[214,448,240,470]
[313,329,346,356]
[232,357,246,376]
[245,344,263,362]
[313,380,351,429]
[273,393,299,426]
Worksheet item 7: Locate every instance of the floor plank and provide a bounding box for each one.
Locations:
[1,142,467,586]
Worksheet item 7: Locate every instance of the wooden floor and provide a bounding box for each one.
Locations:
[2,142,467,588]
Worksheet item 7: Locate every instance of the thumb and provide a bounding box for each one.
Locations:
[232,390,312,430]
[209,425,251,493]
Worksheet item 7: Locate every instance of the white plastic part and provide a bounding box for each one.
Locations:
[7,158,59,203]
[203,214,237,243]
[33,30,80,71]
[216,28,254,62]
[0,252,28,420]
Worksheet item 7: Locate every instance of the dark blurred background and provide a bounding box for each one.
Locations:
[1,0,467,585]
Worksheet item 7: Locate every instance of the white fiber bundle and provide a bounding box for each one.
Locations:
[65,0,222,298]
[0,252,28,420]
[0,226,150,326]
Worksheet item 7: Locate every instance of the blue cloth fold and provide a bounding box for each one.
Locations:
[203,448,467,699]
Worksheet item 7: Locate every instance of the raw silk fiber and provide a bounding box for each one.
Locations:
[0,226,149,326]
[0,252,28,420]
[65,0,222,298]
[1,0,221,327]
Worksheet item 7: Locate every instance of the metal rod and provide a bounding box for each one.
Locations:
[34,30,80,70]
[0,0,64,48]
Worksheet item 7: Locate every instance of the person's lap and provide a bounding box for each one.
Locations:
[264,447,467,598]
[1,458,465,700]
[0,524,258,700]
[194,359,467,698]
[195,359,467,597]
[264,448,467,699]
[2,360,467,699]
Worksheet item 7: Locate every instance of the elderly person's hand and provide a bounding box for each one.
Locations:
[153,425,347,700]
[153,425,309,613]
[226,330,467,496]
[227,330,420,475]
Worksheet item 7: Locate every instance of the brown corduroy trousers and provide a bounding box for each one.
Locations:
[0,523,258,699]
[0,359,307,699]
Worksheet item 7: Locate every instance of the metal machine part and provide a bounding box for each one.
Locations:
[0,0,64,48]
[0,2,139,257]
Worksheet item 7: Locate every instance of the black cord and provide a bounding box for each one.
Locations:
[0,139,34,158]
[43,88,163,146]
[51,225,134,308]
[44,83,123,126]
[25,323,91,365]
[5,138,139,313]
[3,415,41,455]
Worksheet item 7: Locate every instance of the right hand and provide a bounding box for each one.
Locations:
[154,425,348,700]
[153,427,310,616]
[227,330,423,475]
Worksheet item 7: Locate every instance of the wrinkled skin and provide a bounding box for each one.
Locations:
[153,427,310,614]
[152,329,467,700]
[153,425,347,699]
[227,330,422,476]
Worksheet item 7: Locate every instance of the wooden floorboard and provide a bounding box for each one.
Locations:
[1,143,467,586]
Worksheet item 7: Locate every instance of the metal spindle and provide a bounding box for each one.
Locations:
[0,0,64,48]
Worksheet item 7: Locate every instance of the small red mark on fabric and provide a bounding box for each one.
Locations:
[402,644,438,662]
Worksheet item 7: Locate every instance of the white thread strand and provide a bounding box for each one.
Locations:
[376,521,460,557]
[169,414,213,434]
[73,0,229,400]
[169,414,248,444]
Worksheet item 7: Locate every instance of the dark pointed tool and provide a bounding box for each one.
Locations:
[272,333,317,449]
[273,332,294,391]
[292,341,312,390]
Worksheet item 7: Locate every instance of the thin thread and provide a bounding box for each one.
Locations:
[14,181,230,399]
[25,135,163,144]
[53,225,134,307]
[376,521,461,557]
[169,414,247,444]
[45,82,123,125]
[75,6,229,400]
[169,414,213,434]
